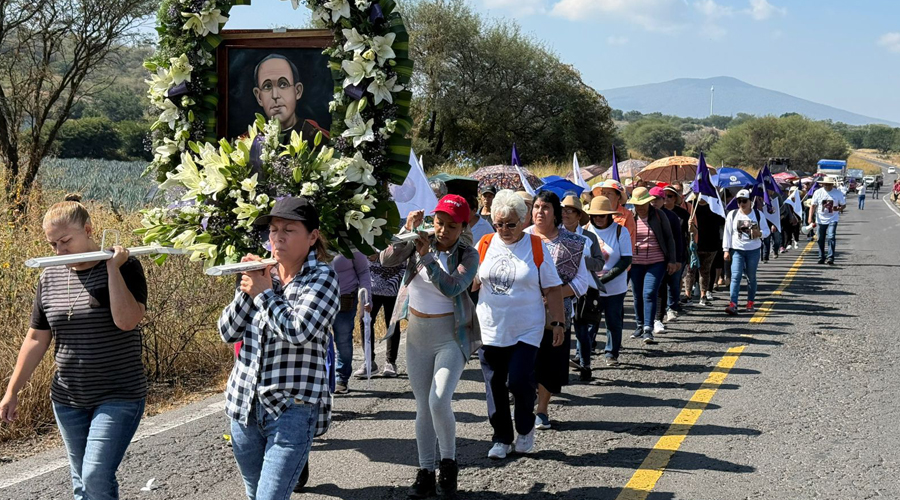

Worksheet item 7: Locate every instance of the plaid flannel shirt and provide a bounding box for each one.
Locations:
[218,250,339,436]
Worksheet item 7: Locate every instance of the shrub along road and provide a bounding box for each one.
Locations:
[1,181,899,499]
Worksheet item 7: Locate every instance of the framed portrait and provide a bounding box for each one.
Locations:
[216,30,335,141]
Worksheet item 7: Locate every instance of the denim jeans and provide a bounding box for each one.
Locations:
[631,262,667,330]
[817,222,838,262]
[858,194,865,209]
[656,266,684,320]
[53,399,145,500]
[231,400,318,500]
[729,248,760,305]
[333,295,357,384]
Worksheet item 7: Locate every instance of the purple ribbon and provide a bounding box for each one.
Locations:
[344,82,367,101]
[369,4,384,23]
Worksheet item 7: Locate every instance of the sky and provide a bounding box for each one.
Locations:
[224,0,900,123]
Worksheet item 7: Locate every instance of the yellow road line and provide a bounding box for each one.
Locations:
[616,240,816,500]
[615,346,747,500]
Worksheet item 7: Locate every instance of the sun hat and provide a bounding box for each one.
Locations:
[648,186,667,199]
[584,195,619,215]
[627,187,655,206]
[433,194,470,224]
[663,185,683,203]
[820,176,836,185]
[591,179,627,203]
[516,190,534,205]
[253,196,319,229]
[561,195,589,225]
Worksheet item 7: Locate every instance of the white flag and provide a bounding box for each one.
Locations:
[572,153,588,189]
[514,164,536,195]
[763,199,782,233]
[702,190,726,219]
[785,189,802,217]
[390,150,439,219]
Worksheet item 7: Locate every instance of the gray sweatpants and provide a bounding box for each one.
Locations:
[406,313,466,470]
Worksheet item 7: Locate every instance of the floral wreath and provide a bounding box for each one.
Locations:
[140,0,413,264]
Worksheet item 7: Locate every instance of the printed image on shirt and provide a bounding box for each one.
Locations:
[821,200,834,214]
[487,256,516,295]
[736,219,757,240]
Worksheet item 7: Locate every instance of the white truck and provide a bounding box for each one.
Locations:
[816,159,847,180]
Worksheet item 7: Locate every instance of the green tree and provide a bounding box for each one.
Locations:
[56,117,123,159]
[864,125,896,153]
[81,85,145,122]
[683,128,719,158]
[709,115,848,170]
[623,120,685,158]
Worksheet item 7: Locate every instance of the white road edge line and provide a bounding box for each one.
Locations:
[0,400,224,489]
[883,196,900,219]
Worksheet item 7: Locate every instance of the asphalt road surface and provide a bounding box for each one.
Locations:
[2,163,899,499]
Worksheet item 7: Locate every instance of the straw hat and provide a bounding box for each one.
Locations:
[627,187,655,205]
[561,195,589,225]
[516,191,534,205]
[584,195,619,215]
[820,176,836,185]
[591,179,627,203]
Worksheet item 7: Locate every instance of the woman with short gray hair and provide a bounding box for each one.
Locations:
[473,189,565,460]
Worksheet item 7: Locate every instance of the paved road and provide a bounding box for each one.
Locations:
[2,169,899,499]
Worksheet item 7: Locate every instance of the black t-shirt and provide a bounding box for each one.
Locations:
[695,204,726,252]
[30,258,148,407]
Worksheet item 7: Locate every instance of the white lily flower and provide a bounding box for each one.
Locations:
[342,28,367,54]
[367,74,403,105]
[345,209,365,229]
[169,54,193,85]
[343,152,377,186]
[351,190,377,211]
[311,6,331,26]
[341,55,375,88]
[240,173,258,193]
[353,216,387,246]
[355,0,370,9]
[341,113,376,148]
[182,9,229,37]
[158,99,180,131]
[146,68,173,100]
[369,32,396,65]
[323,0,351,22]
[301,182,319,196]
[155,138,180,160]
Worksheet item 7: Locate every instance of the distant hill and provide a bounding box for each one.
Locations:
[601,76,900,127]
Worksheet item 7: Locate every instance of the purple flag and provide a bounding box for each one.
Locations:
[763,163,783,197]
[511,143,521,167]
[611,146,620,182]
[691,152,717,196]
[751,167,771,208]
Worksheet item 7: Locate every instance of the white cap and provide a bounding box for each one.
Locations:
[735,189,751,199]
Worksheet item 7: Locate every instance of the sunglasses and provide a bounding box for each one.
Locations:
[493,222,519,230]
[666,194,676,199]
[737,198,750,204]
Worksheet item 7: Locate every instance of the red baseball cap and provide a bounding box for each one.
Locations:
[433,194,470,223]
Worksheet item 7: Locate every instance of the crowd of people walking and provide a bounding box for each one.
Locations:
[0,166,864,500]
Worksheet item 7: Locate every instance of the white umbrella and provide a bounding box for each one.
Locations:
[358,288,374,385]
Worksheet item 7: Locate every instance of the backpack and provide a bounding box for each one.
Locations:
[476,233,543,269]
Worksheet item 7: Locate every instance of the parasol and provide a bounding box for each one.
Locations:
[471,164,542,192]
[714,167,758,189]
[601,159,648,179]
[538,176,585,199]
[639,156,716,184]
[565,165,607,184]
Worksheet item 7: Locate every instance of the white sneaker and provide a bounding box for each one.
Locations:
[706,291,714,301]
[665,310,678,323]
[653,320,666,335]
[488,442,513,459]
[352,362,378,379]
[514,429,535,454]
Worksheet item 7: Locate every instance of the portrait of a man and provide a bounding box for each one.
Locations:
[221,36,333,141]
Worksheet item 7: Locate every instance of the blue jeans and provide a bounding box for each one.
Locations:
[729,248,760,304]
[53,399,145,500]
[631,262,666,330]
[231,400,318,500]
[332,295,357,385]
[858,195,865,209]
[817,222,838,262]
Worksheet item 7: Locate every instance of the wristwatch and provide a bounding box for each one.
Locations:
[550,321,564,328]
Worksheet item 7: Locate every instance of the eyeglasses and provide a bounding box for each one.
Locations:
[737,198,750,204]
[562,208,580,215]
[493,222,518,230]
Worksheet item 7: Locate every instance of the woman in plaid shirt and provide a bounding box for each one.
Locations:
[218,197,340,500]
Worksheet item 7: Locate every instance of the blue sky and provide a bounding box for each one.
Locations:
[225,0,900,122]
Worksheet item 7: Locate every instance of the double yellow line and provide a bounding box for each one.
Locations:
[615,240,813,500]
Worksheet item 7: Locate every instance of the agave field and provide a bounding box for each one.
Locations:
[40,158,159,210]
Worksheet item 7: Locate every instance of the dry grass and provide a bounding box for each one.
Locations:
[0,189,235,445]
[426,161,571,180]
[847,153,886,175]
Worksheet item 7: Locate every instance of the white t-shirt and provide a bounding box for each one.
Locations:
[476,235,563,348]
[408,251,455,315]
[470,217,495,245]
[723,209,771,251]
[586,223,632,297]
[812,188,846,225]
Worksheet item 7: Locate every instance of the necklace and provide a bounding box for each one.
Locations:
[67,265,97,321]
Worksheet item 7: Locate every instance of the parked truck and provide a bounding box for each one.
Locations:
[816,159,847,180]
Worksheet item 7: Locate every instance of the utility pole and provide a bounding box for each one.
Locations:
[710,85,715,117]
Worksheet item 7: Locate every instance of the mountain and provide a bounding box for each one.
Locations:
[601,76,900,127]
